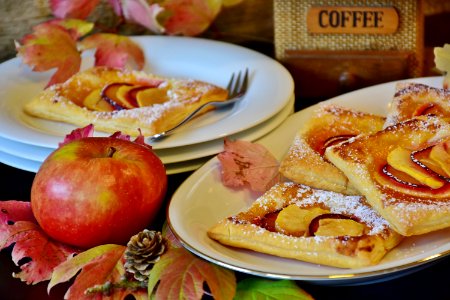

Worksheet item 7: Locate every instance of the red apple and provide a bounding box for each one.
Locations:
[30,137,167,249]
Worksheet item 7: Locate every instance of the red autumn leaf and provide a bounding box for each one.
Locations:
[58,124,95,147]
[49,244,147,300]
[161,0,222,36]
[107,0,123,16]
[0,201,79,284]
[50,0,101,19]
[120,0,165,33]
[218,139,281,193]
[16,22,81,87]
[148,247,236,300]
[59,124,151,150]
[79,33,145,70]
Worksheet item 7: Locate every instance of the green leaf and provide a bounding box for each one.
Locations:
[235,279,314,300]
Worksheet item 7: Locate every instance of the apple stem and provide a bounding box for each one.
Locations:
[107,147,117,158]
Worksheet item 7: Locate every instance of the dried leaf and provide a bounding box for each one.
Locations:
[0,201,79,284]
[59,124,151,150]
[108,0,123,16]
[47,18,95,40]
[79,33,145,70]
[235,278,314,300]
[148,246,236,300]
[218,139,281,192]
[161,0,222,36]
[120,0,165,33]
[49,244,146,299]
[58,124,95,147]
[50,0,101,19]
[16,22,81,87]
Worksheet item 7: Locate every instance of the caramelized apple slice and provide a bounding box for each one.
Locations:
[387,147,445,189]
[320,134,355,155]
[309,214,366,237]
[83,88,114,112]
[274,205,329,237]
[101,83,136,110]
[135,86,169,106]
[412,103,442,116]
[116,85,139,108]
[429,139,450,177]
[412,146,445,175]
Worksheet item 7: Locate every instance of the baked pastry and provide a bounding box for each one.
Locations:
[384,83,450,128]
[279,104,385,195]
[23,67,229,136]
[325,115,450,236]
[208,182,402,268]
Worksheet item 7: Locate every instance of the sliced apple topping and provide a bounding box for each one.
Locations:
[101,83,137,110]
[83,88,115,112]
[387,146,446,189]
[134,86,168,106]
[412,103,443,117]
[429,140,450,177]
[320,134,355,155]
[309,214,366,237]
[274,204,329,237]
[83,82,166,111]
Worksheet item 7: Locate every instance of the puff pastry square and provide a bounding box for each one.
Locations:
[23,67,228,136]
[208,182,402,268]
[325,115,450,236]
[279,104,385,195]
[384,83,450,128]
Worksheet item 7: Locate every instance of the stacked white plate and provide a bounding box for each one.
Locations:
[0,36,294,174]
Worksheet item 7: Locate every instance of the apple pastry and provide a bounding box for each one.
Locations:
[279,104,385,195]
[384,83,450,128]
[23,67,229,136]
[325,115,450,236]
[208,182,402,268]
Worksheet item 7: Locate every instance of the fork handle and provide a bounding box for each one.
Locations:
[150,100,233,140]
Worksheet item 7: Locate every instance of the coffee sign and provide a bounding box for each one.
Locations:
[307,6,399,34]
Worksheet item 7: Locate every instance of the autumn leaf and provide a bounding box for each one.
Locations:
[235,278,314,300]
[120,0,166,33]
[58,124,95,147]
[218,139,281,193]
[16,22,81,87]
[0,201,79,284]
[161,0,223,36]
[79,33,145,70]
[148,246,236,300]
[47,18,95,40]
[59,124,151,150]
[50,0,101,19]
[49,243,147,299]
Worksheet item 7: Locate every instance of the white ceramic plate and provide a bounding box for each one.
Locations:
[0,149,209,176]
[168,76,450,284]
[0,36,293,150]
[0,95,293,165]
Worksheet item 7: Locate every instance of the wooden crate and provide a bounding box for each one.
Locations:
[274,0,424,99]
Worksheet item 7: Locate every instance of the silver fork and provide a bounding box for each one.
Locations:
[149,69,249,141]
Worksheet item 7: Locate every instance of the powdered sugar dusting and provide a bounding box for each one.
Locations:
[279,182,390,235]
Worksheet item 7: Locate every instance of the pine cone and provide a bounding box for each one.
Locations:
[124,229,167,282]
